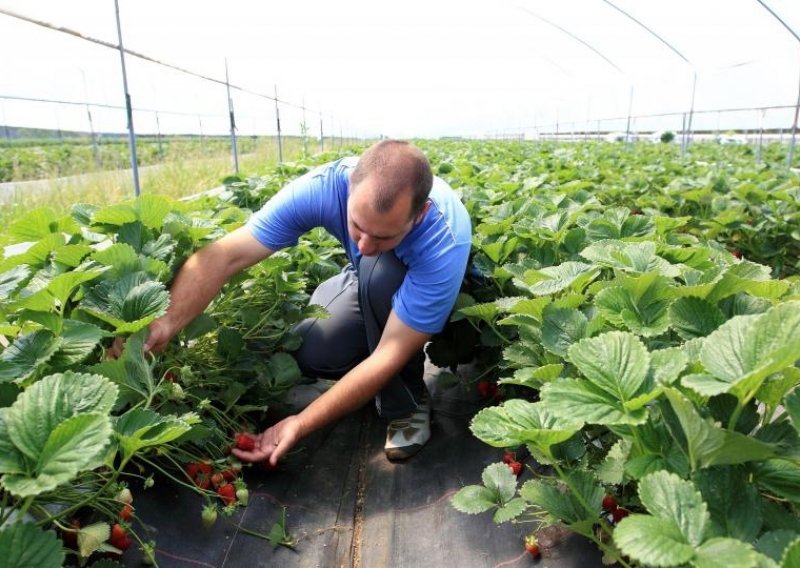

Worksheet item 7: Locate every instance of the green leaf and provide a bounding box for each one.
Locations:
[80,272,170,333]
[0,330,60,383]
[756,530,798,562]
[500,364,563,390]
[541,304,587,357]
[700,302,800,402]
[595,272,673,337]
[470,400,578,456]
[8,208,72,242]
[0,523,64,568]
[542,377,648,426]
[482,461,518,504]
[520,470,603,525]
[649,347,688,386]
[753,460,800,504]
[3,413,112,497]
[613,515,696,567]
[638,470,709,546]
[451,485,496,514]
[663,389,775,470]
[5,372,117,462]
[48,320,104,368]
[568,331,651,400]
[0,411,26,474]
[524,262,599,296]
[114,408,196,459]
[77,522,111,559]
[46,268,109,307]
[669,296,727,340]
[695,467,762,542]
[0,265,31,301]
[781,538,800,568]
[693,537,760,568]
[581,240,679,277]
[493,497,527,523]
[89,330,154,408]
[786,389,800,436]
[595,438,631,485]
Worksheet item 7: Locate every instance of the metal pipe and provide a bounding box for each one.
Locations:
[274,84,282,163]
[225,59,239,175]
[686,71,697,150]
[113,0,140,197]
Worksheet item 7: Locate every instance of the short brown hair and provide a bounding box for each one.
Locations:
[350,140,433,219]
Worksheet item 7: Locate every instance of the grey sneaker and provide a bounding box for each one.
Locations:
[384,392,431,461]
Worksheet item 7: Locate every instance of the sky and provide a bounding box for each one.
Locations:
[0,0,799,139]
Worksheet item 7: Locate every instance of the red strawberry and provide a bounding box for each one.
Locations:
[221,468,237,482]
[108,523,132,551]
[731,249,742,259]
[524,535,540,557]
[602,495,618,512]
[119,503,134,521]
[217,483,237,506]
[477,380,497,399]
[508,461,523,477]
[502,450,517,465]
[235,433,256,451]
[211,473,224,489]
[262,460,280,472]
[61,519,81,550]
[612,507,629,523]
[187,462,213,489]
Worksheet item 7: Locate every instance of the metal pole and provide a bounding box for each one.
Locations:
[681,113,687,154]
[686,71,697,150]
[301,97,308,156]
[1,102,9,140]
[225,59,239,174]
[114,0,140,196]
[788,71,800,168]
[625,84,634,146]
[274,84,282,163]
[80,70,100,167]
[757,109,765,163]
[198,116,205,153]
[155,111,163,160]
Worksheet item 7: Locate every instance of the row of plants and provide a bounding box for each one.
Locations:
[0,151,345,565]
[0,137,265,183]
[429,141,800,566]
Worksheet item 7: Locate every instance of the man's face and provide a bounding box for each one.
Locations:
[347,177,422,257]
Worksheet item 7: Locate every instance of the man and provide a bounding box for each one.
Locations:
[145,140,471,464]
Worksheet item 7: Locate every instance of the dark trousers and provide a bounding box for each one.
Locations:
[293,252,425,419]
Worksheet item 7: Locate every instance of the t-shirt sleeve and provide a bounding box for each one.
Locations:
[392,235,471,335]
[245,165,329,250]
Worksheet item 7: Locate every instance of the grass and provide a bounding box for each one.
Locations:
[0,136,355,231]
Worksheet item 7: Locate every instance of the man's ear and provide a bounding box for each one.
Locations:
[414,200,432,224]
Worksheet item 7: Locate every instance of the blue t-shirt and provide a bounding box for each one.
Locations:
[246,157,471,334]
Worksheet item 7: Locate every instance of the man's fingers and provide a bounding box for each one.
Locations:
[231,446,271,462]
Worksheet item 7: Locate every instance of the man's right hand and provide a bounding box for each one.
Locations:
[143,317,175,354]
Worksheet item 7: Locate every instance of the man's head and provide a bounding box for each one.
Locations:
[347,140,433,256]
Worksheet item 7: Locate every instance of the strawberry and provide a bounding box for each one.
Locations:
[201,505,218,528]
[108,523,132,551]
[120,503,134,521]
[61,519,81,550]
[187,462,212,489]
[211,472,224,489]
[116,487,133,505]
[235,433,256,452]
[508,461,523,477]
[235,481,250,506]
[524,535,540,557]
[731,249,742,259]
[221,468,237,482]
[602,495,617,512]
[476,380,497,399]
[502,450,517,465]
[612,507,629,523]
[217,483,237,506]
